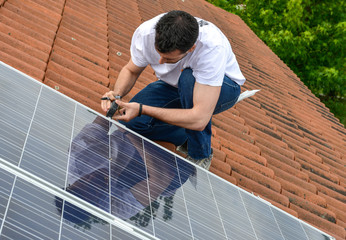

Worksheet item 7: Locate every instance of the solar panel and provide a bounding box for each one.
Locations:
[0,61,335,240]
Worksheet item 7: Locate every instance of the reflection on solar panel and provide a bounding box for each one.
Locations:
[0,61,335,240]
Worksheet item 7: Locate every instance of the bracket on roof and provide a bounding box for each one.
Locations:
[236,89,260,103]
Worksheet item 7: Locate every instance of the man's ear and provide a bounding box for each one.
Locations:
[188,44,196,52]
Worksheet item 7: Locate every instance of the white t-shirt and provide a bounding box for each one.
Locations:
[130,13,246,87]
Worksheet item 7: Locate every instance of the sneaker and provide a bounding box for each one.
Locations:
[186,152,213,170]
[176,141,188,155]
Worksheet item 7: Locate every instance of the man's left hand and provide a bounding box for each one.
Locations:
[113,100,141,122]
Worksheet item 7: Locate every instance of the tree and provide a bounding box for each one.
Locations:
[208,0,345,126]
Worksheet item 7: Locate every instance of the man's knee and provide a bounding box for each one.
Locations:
[119,115,152,134]
[178,68,195,89]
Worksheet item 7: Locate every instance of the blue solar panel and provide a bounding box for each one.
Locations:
[0,61,335,240]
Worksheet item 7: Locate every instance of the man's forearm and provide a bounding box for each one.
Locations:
[142,105,210,131]
[113,67,139,98]
[110,58,146,98]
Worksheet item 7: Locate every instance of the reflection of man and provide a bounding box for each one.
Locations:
[55,117,195,227]
[101,10,245,170]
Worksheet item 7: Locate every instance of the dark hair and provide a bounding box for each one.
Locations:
[155,10,199,53]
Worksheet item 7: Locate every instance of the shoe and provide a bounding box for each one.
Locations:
[176,141,188,155]
[186,152,213,170]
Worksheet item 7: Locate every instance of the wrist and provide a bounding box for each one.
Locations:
[113,94,122,100]
[138,103,143,117]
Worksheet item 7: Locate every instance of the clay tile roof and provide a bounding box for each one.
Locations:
[0,0,345,239]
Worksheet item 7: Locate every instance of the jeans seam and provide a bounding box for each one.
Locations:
[218,97,238,111]
[224,81,239,88]
[148,97,181,126]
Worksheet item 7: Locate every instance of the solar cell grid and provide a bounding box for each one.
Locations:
[272,207,309,240]
[240,191,285,240]
[0,61,335,240]
[209,175,257,240]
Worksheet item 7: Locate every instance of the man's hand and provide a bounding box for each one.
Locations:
[113,100,141,122]
[101,91,116,112]
[100,58,146,114]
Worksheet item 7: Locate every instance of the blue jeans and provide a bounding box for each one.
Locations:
[121,68,240,159]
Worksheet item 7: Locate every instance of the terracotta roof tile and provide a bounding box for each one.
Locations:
[215,108,244,124]
[250,127,285,146]
[321,158,346,180]
[65,16,106,37]
[0,50,44,81]
[210,158,231,175]
[60,22,108,45]
[46,61,109,95]
[0,12,53,45]
[318,192,346,221]
[243,117,278,136]
[279,179,326,207]
[54,38,108,69]
[269,164,316,193]
[226,152,274,178]
[0,39,46,70]
[63,6,107,30]
[294,152,325,168]
[290,204,345,240]
[49,52,109,86]
[300,161,339,183]
[257,141,294,161]
[57,32,108,59]
[283,135,314,154]
[305,177,346,204]
[52,46,108,77]
[212,118,253,144]
[0,33,47,63]
[211,136,221,150]
[308,171,344,194]
[212,148,226,162]
[0,4,56,39]
[232,171,289,207]
[267,162,309,182]
[336,218,346,232]
[284,190,336,223]
[8,0,62,25]
[219,135,260,159]
[0,23,51,54]
[1,0,345,238]
[317,147,343,165]
[45,69,104,103]
[228,159,281,192]
[222,144,266,166]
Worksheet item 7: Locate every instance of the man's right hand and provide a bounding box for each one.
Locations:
[100,58,145,113]
[101,91,116,112]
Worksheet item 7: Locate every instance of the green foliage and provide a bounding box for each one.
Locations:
[207,0,345,126]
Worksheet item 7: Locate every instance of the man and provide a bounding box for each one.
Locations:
[101,10,245,170]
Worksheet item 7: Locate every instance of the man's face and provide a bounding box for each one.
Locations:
[157,49,188,64]
[156,45,196,64]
